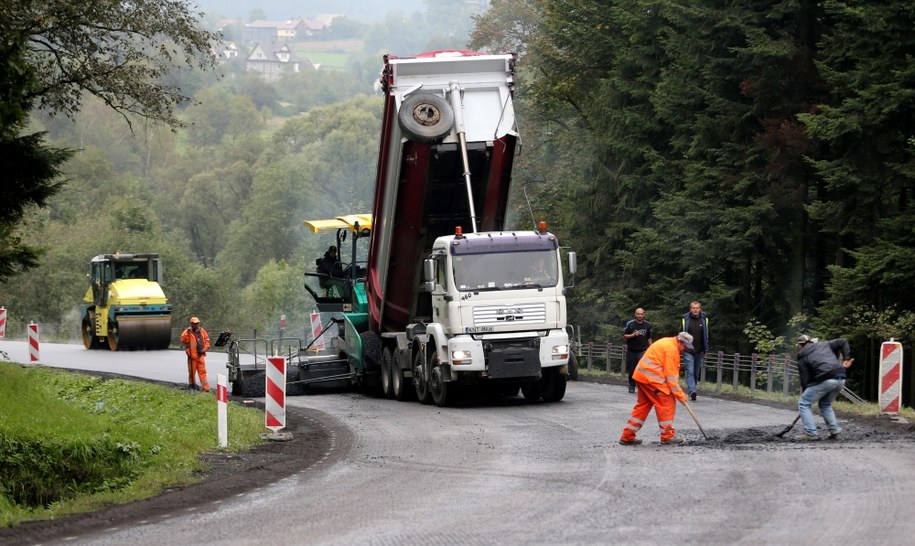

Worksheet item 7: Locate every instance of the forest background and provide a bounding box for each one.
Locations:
[1,0,913,404]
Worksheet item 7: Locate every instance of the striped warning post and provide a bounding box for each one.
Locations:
[265,356,287,432]
[310,312,325,350]
[879,341,904,415]
[0,307,6,338]
[28,322,39,362]
[217,374,228,448]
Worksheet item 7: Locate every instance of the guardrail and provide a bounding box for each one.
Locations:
[573,341,862,404]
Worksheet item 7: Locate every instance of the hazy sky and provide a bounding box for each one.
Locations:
[196,0,427,21]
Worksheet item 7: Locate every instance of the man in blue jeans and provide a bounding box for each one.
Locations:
[795,334,854,440]
[680,301,709,400]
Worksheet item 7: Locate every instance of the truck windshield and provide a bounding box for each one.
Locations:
[453,250,558,291]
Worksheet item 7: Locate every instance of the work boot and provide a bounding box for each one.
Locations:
[660,436,685,445]
[690,391,697,401]
[188,384,199,391]
[619,438,642,446]
[794,433,819,441]
[628,387,635,394]
[828,431,841,441]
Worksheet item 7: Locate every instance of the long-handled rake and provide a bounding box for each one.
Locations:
[775,415,801,438]
[680,399,710,440]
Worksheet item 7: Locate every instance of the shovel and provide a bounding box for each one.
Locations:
[775,415,801,438]
[680,399,710,440]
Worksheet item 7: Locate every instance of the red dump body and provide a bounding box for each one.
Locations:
[366,51,519,334]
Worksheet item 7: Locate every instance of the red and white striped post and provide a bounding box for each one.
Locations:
[310,312,325,351]
[265,356,287,432]
[879,340,904,415]
[28,321,40,362]
[217,374,228,448]
[0,307,7,338]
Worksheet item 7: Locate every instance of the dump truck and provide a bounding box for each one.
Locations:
[286,51,575,406]
[80,253,172,351]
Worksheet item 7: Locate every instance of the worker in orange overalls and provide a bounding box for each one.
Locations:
[619,332,693,446]
[180,316,210,392]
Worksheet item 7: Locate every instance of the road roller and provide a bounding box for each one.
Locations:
[79,252,173,351]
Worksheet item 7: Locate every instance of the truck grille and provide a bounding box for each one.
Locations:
[473,302,546,326]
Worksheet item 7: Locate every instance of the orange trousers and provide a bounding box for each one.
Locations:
[187,355,209,391]
[620,383,678,442]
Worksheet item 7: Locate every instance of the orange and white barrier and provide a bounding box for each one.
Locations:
[879,340,904,415]
[0,307,6,338]
[265,356,287,432]
[310,312,325,350]
[28,322,39,362]
[217,374,228,448]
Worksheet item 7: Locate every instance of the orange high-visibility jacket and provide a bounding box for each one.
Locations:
[632,336,686,401]
[181,326,210,358]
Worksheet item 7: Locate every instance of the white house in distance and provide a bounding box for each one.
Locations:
[246,42,315,82]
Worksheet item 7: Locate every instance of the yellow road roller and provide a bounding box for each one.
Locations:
[80,252,172,351]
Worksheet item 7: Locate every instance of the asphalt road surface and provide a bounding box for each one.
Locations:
[3,340,915,544]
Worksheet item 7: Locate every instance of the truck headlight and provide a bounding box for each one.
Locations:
[552,344,569,360]
[451,350,472,365]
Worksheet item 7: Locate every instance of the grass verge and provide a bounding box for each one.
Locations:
[0,362,264,528]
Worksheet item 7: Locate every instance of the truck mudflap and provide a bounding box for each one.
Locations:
[486,346,541,379]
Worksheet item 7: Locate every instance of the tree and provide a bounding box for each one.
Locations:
[801,1,915,399]
[1,0,217,282]
[18,0,218,127]
[0,15,71,283]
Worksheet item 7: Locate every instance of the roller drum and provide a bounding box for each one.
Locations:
[109,316,172,351]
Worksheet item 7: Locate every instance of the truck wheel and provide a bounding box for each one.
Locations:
[392,353,413,401]
[413,350,432,404]
[381,347,394,398]
[398,92,454,143]
[360,331,383,395]
[521,380,542,402]
[541,367,567,402]
[429,353,454,407]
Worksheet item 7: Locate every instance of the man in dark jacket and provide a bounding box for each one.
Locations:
[795,334,854,440]
[680,301,709,401]
[622,308,652,393]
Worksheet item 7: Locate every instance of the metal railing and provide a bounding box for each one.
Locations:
[574,341,863,405]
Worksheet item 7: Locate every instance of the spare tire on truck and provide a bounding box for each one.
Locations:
[398,92,454,143]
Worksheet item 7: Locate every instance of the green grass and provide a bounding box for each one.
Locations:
[0,362,265,527]
[299,51,350,70]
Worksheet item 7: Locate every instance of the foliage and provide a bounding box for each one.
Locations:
[0,0,217,284]
[0,362,263,526]
[0,132,71,283]
[15,0,218,127]
[743,318,785,356]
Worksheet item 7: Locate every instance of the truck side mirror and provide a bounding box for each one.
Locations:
[423,258,436,282]
[567,251,577,275]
